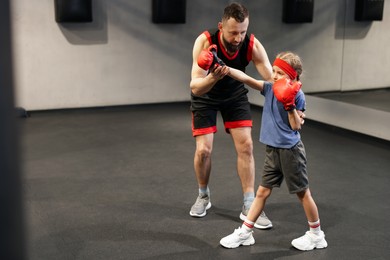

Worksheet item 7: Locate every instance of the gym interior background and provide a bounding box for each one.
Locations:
[1,0,390,259]
[11,0,390,110]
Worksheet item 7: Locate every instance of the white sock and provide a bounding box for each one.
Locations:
[243,192,254,209]
[308,219,321,234]
[199,186,209,196]
[241,219,254,233]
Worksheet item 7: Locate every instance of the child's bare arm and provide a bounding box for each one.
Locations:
[228,67,265,91]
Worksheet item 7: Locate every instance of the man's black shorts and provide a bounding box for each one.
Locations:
[191,94,252,136]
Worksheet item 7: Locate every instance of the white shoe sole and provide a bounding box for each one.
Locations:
[291,239,328,251]
[220,236,255,248]
[189,202,211,217]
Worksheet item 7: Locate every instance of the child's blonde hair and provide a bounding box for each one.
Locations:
[276,52,303,81]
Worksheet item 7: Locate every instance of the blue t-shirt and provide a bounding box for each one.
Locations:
[259,82,306,148]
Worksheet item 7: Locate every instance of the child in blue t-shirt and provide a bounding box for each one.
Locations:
[219,51,328,251]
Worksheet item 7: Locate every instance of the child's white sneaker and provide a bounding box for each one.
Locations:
[291,231,328,251]
[220,227,255,249]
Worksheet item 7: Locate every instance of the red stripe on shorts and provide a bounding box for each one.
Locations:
[225,120,252,130]
[192,126,217,137]
[191,112,217,136]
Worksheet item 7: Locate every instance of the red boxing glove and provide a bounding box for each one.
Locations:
[273,78,302,111]
[197,44,225,71]
[208,45,225,68]
[197,48,214,71]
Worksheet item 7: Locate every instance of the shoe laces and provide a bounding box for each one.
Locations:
[195,194,208,205]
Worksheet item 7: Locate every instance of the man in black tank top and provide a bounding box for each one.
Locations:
[192,28,251,102]
[189,2,274,229]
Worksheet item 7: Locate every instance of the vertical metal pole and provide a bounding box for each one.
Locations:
[0,0,25,259]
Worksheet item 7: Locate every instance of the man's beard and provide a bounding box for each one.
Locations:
[222,36,243,53]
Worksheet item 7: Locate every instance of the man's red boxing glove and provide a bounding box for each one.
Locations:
[208,45,225,68]
[197,48,214,71]
[273,78,302,111]
[197,44,225,71]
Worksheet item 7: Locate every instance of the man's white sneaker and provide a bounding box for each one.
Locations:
[220,227,255,249]
[291,231,328,251]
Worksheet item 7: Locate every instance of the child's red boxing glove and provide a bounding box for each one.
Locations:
[273,78,302,111]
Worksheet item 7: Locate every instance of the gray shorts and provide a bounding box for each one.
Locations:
[261,140,309,194]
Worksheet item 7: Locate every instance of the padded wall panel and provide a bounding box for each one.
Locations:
[55,0,92,23]
[152,0,186,24]
[355,0,384,21]
[283,0,314,23]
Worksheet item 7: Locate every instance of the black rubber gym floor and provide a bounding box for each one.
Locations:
[20,102,390,260]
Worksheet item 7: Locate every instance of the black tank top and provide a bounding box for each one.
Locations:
[192,29,254,104]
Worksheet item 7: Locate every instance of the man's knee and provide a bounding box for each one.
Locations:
[196,144,212,161]
[237,138,253,157]
[231,128,254,156]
